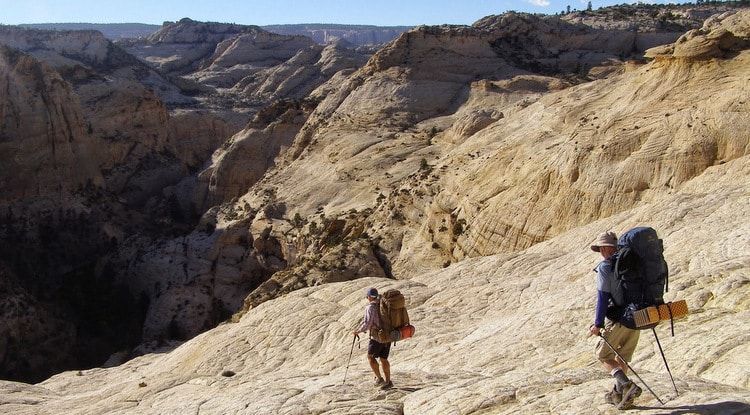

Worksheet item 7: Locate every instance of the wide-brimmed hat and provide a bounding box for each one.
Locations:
[590,231,617,252]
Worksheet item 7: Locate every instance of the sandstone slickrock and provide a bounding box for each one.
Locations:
[123,18,262,75]
[1,152,747,413]
[645,10,750,59]
[232,8,750,281]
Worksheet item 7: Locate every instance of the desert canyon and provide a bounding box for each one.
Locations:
[0,3,749,414]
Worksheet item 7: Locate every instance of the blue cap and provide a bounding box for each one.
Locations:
[366,287,378,297]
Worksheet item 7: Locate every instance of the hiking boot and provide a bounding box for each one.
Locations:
[604,385,622,405]
[374,377,385,386]
[379,380,393,390]
[618,381,642,410]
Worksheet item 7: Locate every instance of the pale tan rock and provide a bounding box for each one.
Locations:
[167,109,237,169]
[124,18,262,74]
[196,100,313,211]
[188,31,316,88]
[234,41,368,102]
[646,10,750,59]
[0,46,102,201]
[0,27,111,66]
[0,27,193,105]
[2,158,748,412]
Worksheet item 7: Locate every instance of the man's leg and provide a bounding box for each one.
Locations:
[381,358,390,382]
[367,339,385,381]
[600,357,628,377]
[368,355,383,380]
[596,324,641,408]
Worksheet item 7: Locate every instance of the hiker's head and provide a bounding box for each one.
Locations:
[365,287,379,300]
[590,231,617,258]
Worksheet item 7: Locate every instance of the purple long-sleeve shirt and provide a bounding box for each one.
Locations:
[356,300,381,335]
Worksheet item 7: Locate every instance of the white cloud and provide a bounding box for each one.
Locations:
[526,0,551,7]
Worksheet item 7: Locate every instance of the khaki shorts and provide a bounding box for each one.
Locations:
[595,321,640,362]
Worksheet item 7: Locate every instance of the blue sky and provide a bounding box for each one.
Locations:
[0,1,690,26]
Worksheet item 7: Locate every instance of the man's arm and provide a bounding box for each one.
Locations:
[594,290,611,328]
[354,304,376,334]
[589,262,612,336]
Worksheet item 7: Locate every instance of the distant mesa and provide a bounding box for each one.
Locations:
[19,20,412,46]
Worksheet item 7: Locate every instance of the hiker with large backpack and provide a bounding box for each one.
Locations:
[588,231,643,409]
[587,227,677,409]
[352,287,393,390]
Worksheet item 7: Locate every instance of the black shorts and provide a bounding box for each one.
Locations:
[367,339,391,359]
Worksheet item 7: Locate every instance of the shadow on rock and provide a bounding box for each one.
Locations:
[637,401,750,415]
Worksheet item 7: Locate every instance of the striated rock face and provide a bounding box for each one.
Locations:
[79,8,748,355]
[122,18,370,105]
[220,9,750,291]
[0,26,238,206]
[235,40,369,102]
[123,18,262,75]
[188,31,316,88]
[123,17,316,90]
[0,27,192,106]
[472,11,693,77]
[0,27,113,67]
[0,45,102,201]
[2,10,747,410]
[196,99,316,212]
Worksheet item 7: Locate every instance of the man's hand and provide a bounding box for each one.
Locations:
[588,324,601,337]
[352,331,359,337]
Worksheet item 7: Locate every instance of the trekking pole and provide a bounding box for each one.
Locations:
[598,333,664,405]
[652,328,678,396]
[343,334,359,384]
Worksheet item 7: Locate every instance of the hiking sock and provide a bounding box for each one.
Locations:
[611,368,630,390]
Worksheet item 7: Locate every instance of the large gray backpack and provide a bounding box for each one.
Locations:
[610,227,668,329]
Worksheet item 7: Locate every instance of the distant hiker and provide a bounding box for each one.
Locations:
[352,287,393,390]
[588,231,643,409]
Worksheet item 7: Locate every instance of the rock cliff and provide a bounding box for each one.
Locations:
[0,28,238,381]
[234,40,369,102]
[122,18,371,107]
[0,45,102,202]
